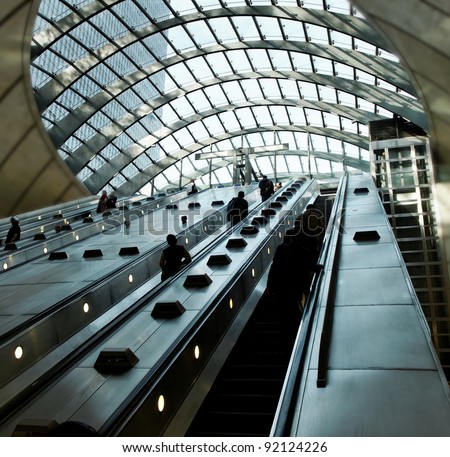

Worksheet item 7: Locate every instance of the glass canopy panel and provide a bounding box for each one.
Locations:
[29,0,424,194]
[257,17,284,41]
[168,0,197,16]
[185,57,215,81]
[172,128,194,146]
[230,16,260,41]
[209,18,239,44]
[166,26,196,55]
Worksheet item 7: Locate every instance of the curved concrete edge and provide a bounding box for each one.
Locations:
[0,0,90,218]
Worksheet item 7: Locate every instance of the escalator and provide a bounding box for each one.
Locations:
[186,192,334,437]
[186,294,293,437]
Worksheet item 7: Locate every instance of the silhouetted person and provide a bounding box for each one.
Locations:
[3,216,21,249]
[106,191,117,209]
[186,179,198,195]
[96,190,108,213]
[259,175,274,202]
[274,182,282,191]
[266,224,316,345]
[226,191,248,226]
[159,234,192,281]
[296,203,326,262]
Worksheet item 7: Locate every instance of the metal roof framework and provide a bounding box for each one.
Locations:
[30,0,425,195]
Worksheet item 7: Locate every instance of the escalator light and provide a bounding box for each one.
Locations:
[158,395,165,412]
[15,346,23,359]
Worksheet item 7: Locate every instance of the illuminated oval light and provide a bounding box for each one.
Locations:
[14,346,23,359]
[3,262,8,271]
[194,345,200,360]
[279,232,282,239]
[287,220,291,225]
[75,235,80,241]
[267,247,271,255]
[141,210,144,215]
[43,247,48,254]
[83,303,90,313]
[157,204,160,208]
[252,268,256,278]
[229,298,234,310]
[185,237,189,245]
[102,225,105,230]
[128,274,133,284]
[38,216,42,220]
[40,226,44,232]
[157,395,165,412]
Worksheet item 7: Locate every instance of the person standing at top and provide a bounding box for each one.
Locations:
[274,182,282,192]
[2,216,21,248]
[159,234,192,281]
[106,191,117,209]
[259,175,274,202]
[96,190,108,213]
[186,179,198,195]
[226,191,249,226]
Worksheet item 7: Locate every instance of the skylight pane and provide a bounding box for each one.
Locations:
[306,109,324,127]
[257,17,283,40]
[302,1,326,11]
[159,135,181,154]
[169,0,197,16]
[172,128,195,147]
[253,107,273,127]
[187,90,212,112]
[240,80,264,100]
[206,17,237,44]
[218,111,241,131]
[203,86,229,107]
[268,50,292,71]
[314,56,333,75]
[205,53,233,76]
[323,113,340,130]
[185,21,217,48]
[287,107,306,125]
[202,116,226,137]
[269,106,290,125]
[222,81,246,103]
[186,57,215,81]
[167,26,196,54]
[227,50,252,73]
[331,30,353,50]
[319,85,337,103]
[231,17,259,41]
[279,80,301,99]
[260,79,282,99]
[166,63,196,88]
[188,122,213,141]
[169,97,196,119]
[281,19,306,41]
[306,24,328,45]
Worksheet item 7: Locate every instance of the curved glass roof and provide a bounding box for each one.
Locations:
[30,0,425,195]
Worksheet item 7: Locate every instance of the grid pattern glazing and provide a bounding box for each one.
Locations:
[31,0,424,195]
